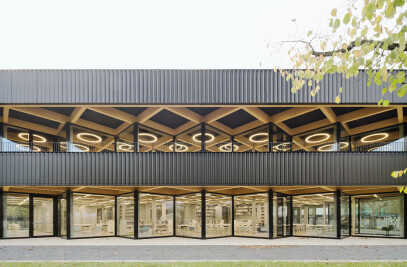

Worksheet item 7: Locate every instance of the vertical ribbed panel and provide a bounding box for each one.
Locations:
[1,70,406,104]
[0,152,405,186]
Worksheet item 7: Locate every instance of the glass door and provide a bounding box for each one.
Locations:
[33,196,55,237]
[276,193,291,237]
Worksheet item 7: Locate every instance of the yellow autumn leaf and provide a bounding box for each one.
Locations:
[331,8,337,17]
[335,95,341,104]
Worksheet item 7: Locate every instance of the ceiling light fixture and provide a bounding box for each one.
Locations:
[249,133,268,143]
[117,142,134,152]
[16,144,41,152]
[138,133,158,143]
[317,142,349,152]
[273,142,291,151]
[77,133,102,143]
[361,133,389,143]
[305,133,330,143]
[219,143,239,152]
[18,133,47,143]
[60,142,90,152]
[192,133,215,143]
[169,143,188,152]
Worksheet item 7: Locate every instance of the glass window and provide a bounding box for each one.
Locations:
[341,193,350,237]
[205,193,232,237]
[235,125,269,152]
[203,125,232,153]
[175,193,202,237]
[33,197,54,236]
[351,125,403,152]
[175,125,207,153]
[116,125,135,153]
[117,193,134,238]
[58,193,67,238]
[234,193,269,238]
[138,193,174,238]
[292,193,337,238]
[68,125,114,152]
[2,193,30,238]
[294,125,347,152]
[71,193,115,238]
[138,125,172,153]
[351,193,404,237]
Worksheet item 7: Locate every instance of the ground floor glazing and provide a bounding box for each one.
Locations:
[1,186,406,239]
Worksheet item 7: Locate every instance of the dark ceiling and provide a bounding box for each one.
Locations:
[150,110,189,129]
[114,107,148,117]
[42,107,75,116]
[217,109,257,129]
[9,109,60,129]
[284,109,326,129]
[187,107,219,116]
[347,110,397,129]
[80,109,124,129]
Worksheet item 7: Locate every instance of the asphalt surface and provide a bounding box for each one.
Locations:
[0,245,406,261]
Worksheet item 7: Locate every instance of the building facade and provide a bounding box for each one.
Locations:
[0,69,406,240]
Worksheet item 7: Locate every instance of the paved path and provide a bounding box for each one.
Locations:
[0,237,406,261]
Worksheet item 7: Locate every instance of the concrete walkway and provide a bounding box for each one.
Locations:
[0,237,406,261]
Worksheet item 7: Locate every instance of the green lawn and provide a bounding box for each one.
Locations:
[0,262,406,267]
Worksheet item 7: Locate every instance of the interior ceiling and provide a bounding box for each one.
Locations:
[0,185,400,196]
[0,105,405,148]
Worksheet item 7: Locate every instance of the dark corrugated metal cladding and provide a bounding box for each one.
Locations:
[1,70,407,104]
[0,152,405,186]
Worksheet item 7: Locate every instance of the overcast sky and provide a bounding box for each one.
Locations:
[0,0,344,69]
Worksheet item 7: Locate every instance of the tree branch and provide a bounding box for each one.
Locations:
[309,39,407,57]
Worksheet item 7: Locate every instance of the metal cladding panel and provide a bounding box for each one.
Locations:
[0,70,406,104]
[0,152,406,186]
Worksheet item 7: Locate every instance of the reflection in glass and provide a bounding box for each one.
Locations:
[2,193,30,238]
[352,193,404,237]
[138,193,174,238]
[292,193,337,237]
[205,193,232,237]
[175,193,202,237]
[117,193,134,238]
[58,193,67,238]
[351,125,403,152]
[273,193,292,237]
[33,197,54,236]
[341,193,350,237]
[234,193,269,237]
[71,193,115,238]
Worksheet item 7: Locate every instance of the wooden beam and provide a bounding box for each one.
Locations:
[320,107,336,123]
[351,118,399,135]
[3,186,9,191]
[11,107,69,123]
[204,107,240,123]
[7,117,58,135]
[142,120,174,136]
[137,107,163,123]
[165,107,203,123]
[242,107,270,124]
[397,107,403,123]
[270,107,318,123]
[115,122,132,135]
[174,121,198,135]
[233,120,265,135]
[291,119,331,136]
[274,122,294,136]
[342,122,352,135]
[337,107,394,123]
[209,121,234,136]
[3,107,9,123]
[72,186,87,192]
[89,107,137,124]
[75,119,117,136]
[70,107,86,123]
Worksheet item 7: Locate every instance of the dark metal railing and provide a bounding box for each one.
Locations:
[0,141,406,153]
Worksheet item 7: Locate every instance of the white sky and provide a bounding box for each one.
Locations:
[0,0,344,69]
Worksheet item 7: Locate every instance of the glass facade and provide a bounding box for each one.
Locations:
[175,193,202,237]
[2,193,30,238]
[0,190,405,240]
[71,193,115,238]
[292,193,337,238]
[234,193,269,237]
[206,193,232,237]
[352,193,405,237]
[33,197,54,236]
[117,193,134,238]
[138,193,174,238]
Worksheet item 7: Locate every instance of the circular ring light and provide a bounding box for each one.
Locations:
[219,143,239,152]
[192,133,215,143]
[273,142,291,151]
[249,133,268,143]
[77,133,102,143]
[60,142,89,152]
[16,144,41,152]
[361,133,389,143]
[305,133,330,143]
[138,133,158,143]
[18,133,47,143]
[169,143,189,152]
[117,142,134,152]
[317,142,349,152]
